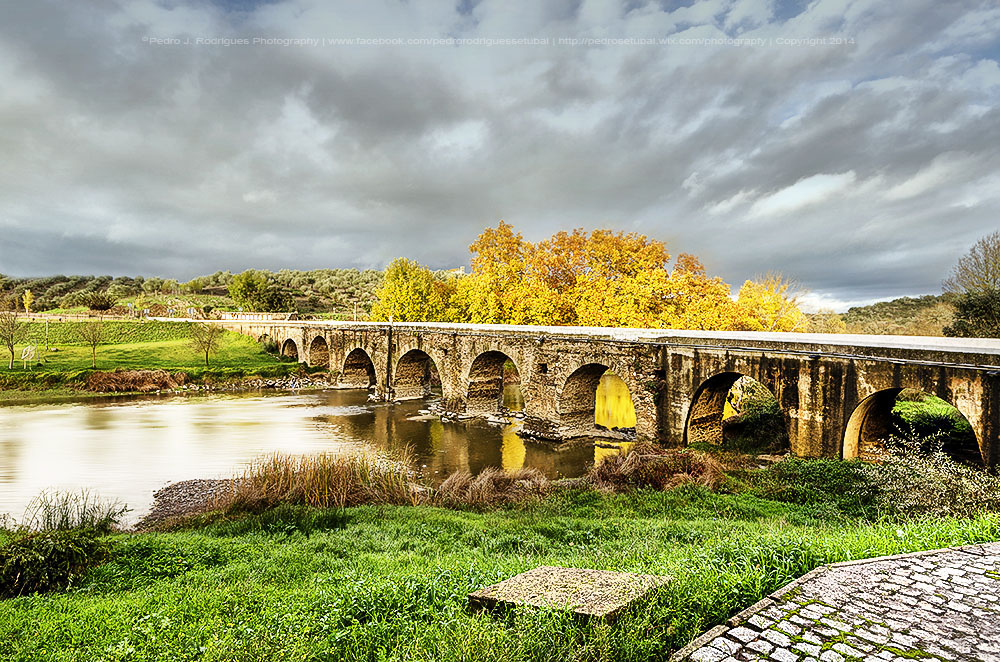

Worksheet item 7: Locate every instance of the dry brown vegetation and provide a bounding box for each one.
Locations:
[436,467,550,509]
[158,444,738,529]
[213,453,419,513]
[85,369,187,392]
[585,442,726,492]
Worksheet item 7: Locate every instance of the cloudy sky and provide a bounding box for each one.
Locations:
[1,0,998,310]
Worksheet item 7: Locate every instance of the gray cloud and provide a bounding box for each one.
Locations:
[0,0,998,311]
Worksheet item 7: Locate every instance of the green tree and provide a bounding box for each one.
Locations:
[370,258,448,322]
[943,289,1000,338]
[84,292,116,312]
[190,323,225,367]
[228,270,294,312]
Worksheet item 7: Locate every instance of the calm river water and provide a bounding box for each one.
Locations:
[0,384,632,524]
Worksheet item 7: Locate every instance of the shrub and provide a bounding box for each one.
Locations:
[858,431,1000,519]
[891,393,980,465]
[84,292,117,311]
[587,443,726,492]
[0,528,111,598]
[722,380,788,454]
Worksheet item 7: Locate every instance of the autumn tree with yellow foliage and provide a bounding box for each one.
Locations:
[736,273,807,332]
[370,258,453,322]
[370,222,809,331]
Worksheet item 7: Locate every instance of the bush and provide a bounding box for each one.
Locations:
[720,378,789,453]
[0,528,111,598]
[858,432,1000,519]
[587,443,726,492]
[891,393,980,465]
[83,292,117,311]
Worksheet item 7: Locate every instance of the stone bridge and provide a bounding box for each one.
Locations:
[211,319,1000,466]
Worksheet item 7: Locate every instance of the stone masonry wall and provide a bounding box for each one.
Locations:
[212,320,1000,465]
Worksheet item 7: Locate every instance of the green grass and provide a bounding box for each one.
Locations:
[0,321,296,398]
[1,487,997,661]
[15,336,276,372]
[15,320,197,346]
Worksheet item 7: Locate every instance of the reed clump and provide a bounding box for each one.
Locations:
[436,467,550,509]
[586,442,726,492]
[214,452,422,514]
[21,489,129,534]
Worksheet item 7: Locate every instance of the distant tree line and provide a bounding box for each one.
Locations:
[0,269,383,316]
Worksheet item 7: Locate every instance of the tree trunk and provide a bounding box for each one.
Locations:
[91,346,96,369]
[205,349,210,367]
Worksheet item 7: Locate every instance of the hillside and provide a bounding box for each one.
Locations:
[0,269,384,318]
[840,293,957,336]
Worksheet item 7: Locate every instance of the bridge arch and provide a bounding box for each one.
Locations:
[558,363,636,438]
[843,388,982,465]
[466,350,523,414]
[308,335,330,368]
[280,338,299,361]
[393,349,441,400]
[685,372,789,452]
[341,348,377,388]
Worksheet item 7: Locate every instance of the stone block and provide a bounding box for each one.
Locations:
[468,565,670,621]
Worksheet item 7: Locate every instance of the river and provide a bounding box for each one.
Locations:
[0,377,634,524]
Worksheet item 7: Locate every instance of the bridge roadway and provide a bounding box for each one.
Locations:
[203,319,1000,466]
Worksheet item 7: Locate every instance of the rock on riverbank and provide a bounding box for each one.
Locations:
[135,478,232,530]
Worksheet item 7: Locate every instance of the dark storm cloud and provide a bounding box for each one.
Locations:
[0,0,998,310]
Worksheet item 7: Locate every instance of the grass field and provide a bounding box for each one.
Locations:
[0,321,295,398]
[1,482,998,661]
[12,335,280,372]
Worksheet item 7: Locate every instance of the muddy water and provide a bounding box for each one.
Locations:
[0,380,635,523]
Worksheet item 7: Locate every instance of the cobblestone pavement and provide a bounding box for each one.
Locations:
[671,543,1000,662]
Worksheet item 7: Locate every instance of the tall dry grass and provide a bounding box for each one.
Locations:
[586,442,726,492]
[436,467,550,509]
[206,443,728,522]
[214,452,422,514]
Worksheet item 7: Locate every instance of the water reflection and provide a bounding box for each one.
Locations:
[595,371,637,429]
[0,389,626,523]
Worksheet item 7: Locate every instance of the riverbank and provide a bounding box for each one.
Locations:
[0,320,312,401]
[2,468,999,661]
[0,371,332,404]
[0,318,334,403]
[136,478,234,530]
